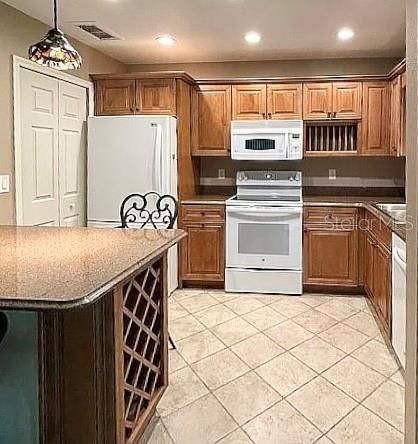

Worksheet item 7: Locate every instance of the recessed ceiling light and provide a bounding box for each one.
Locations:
[338,27,354,41]
[245,31,261,44]
[156,35,176,46]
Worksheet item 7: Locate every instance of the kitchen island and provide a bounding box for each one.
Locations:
[0,226,185,444]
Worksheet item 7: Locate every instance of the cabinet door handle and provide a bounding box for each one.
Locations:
[268,112,272,119]
[262,112,266,118]
[327,112,331,118]
[333,112,337,118]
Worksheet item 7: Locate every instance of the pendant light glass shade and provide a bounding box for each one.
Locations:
[28,0,82,70]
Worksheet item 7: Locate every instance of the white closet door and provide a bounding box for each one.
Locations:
[20,69,60,226]
[58,81,87,227]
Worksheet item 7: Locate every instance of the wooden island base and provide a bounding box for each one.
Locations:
[40,255,168,444]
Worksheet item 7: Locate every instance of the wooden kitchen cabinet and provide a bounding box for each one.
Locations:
[361,81,390,156]
[267,84,303,119]
[94,78,177,116]
[303,82,362,120]
[332,82,362,119]
[136,79,176,115]
[95,79,136,115]
[389,73,407,157]
[303,83,332,120]
[303,226,359,287]
[192,85,231,156]
[373,242,391,325]
[232,84,267,120]
[180,205,225,283]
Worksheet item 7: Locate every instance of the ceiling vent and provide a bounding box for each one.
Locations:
[70,22,122,41]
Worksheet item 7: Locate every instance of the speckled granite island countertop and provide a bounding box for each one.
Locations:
[0,226,185,310]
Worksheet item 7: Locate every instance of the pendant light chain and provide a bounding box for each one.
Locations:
[54,0,58,30]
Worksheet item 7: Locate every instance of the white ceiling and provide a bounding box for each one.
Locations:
[5,0,406,64]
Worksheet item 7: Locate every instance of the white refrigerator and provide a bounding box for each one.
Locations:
[87,115,178,294]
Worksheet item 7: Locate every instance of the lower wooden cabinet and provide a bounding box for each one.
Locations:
[180,205,225,283]
[303,226,359,287]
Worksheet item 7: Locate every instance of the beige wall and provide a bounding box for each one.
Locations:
[0,1,126,225]
[126,58,402,79]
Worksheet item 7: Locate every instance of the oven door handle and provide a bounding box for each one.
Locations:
[227,206,302,217]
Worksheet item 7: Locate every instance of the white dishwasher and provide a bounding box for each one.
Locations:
[392,233,407,368]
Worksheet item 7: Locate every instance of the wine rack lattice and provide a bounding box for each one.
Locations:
[122,261,163,442]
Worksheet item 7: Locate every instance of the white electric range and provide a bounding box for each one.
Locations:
[226,171,303,295]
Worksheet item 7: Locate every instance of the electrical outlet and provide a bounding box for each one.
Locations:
[0,175,9,193]
[218,168,226,180]
[328,169,337,181]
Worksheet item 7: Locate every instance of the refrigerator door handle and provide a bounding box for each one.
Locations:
[152,123,163,192]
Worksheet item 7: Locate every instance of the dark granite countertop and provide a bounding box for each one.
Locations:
[0,226,186,310]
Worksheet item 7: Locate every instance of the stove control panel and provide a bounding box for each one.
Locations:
[236,171,302,186]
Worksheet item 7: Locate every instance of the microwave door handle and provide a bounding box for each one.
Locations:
[393,247,407,272]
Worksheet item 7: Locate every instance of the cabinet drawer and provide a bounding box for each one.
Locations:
[181,205,225,223]
[304,207,358,225]
[365,211,392,250]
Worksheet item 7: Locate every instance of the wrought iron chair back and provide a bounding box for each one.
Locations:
[119,192,178,229]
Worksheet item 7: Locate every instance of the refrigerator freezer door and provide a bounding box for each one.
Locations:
[88,116,177,223]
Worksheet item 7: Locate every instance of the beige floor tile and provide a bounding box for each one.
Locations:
[265,320,314,350]
[288,377,356,433]
[319,323,369,353]
[231,333,285,368]
[169,349,187,374]
[214,372,281,425]
[316,299,360,321]
[290,337,345,373]
[173,289,208,301]
[299,294,332,307]
[177,329,226,364]
[163,394,237,444]
[194,304,237,328]
[292,309,339,334]
[158,366,209,417]
[340,296,369,311]
[179,293,219,313]
[216,428,253,444]
[352,340,400,377]
[315,436,334,444]
[208,290,239,303]
[242,305,286,330]
[244,400,322,444]
[192,349,250,390]
[147,420,174,444]
[270,297,311,318]
[224,297,266,315]
[248,294,283,305]
[211,317,259,346]
[363,380,405,432]
[169,300,188,320]
[328,405,403,444]
[343,311,381,338]
[256,353,316,397]
[170,314,205,340]
[391,370,405,388]
[322,356,385,402]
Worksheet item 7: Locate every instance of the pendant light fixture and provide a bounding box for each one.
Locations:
[28,0,82,70]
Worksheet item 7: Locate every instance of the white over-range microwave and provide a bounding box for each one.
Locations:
[231,120,304,160]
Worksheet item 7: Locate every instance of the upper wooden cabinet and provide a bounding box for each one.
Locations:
[389,73,407,157]
[232,84,267,120]
[361,81,390,156]
[95,79,136,115]
[232,83,303,120]
[303,82,362,120]
[267,84,303,119]
[136,79,176,115]
[192,85,231,156]
[94,78,177,116]
[303,83,333,120]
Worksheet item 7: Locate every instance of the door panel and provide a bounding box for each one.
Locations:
[192,85,231,156]
[361,82,389,156]
[303,83,332,120]
[332,82,362,119]
[232,85,266,120]
[20,69,60,226]
[267,84,302,119]
[95,79,135,115]
[389,76,401,156]
[59,81,87,227]
[373,243,391,325]
[136,79,176,115]
[303,227,359,286]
